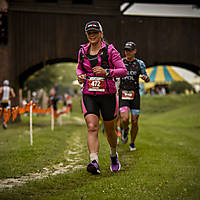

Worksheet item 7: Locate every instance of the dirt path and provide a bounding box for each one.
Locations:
[0,120,85,189]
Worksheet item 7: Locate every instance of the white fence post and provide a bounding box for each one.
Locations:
[30,101,33,145]
[51,105,54,131]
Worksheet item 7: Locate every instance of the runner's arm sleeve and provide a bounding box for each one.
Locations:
[138,60,148,76]
[76,49,85,76]
[109,46,127,78]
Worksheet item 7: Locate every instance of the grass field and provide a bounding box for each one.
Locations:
[0,94,199,200]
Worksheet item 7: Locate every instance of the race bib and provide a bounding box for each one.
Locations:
[122,90,135,100]
[88,77,105,92]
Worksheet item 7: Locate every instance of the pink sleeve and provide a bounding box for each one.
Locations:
[76,49,85,76]
[108,46,127,78]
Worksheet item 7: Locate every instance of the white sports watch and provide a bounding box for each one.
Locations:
[105,69,110,76]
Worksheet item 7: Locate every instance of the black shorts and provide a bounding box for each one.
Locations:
[82,94,118,121]
[119,90,140,112]
[1,102,9,109]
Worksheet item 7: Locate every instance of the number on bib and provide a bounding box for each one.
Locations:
[88,77,105,92]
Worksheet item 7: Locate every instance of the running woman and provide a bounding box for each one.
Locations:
[76,21,127,174]
[119,41,150,151]
[0,80,16,129]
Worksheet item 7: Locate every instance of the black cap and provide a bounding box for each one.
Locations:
[85,21,103,32]
[124,41,136,50]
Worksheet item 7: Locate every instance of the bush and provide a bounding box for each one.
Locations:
[168,81,194,94]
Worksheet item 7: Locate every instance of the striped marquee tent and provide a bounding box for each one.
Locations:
[142,65,185,89]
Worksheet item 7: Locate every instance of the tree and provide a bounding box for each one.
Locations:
[24,62,77,95]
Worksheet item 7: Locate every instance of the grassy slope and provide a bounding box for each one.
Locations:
[0,94,199,200]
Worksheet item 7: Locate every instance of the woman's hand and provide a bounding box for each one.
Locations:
[77,74,86,84]
[92,66,106,75]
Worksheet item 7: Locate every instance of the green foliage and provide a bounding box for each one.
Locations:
[24,62,77,94]
[168,81,194,94]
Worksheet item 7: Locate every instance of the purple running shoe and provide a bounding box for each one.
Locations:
[87,160,100,174]
[110,153,121,172]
